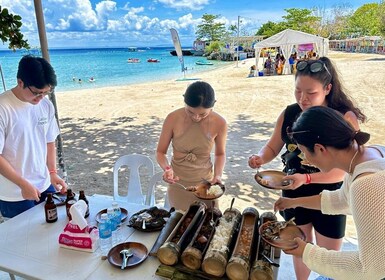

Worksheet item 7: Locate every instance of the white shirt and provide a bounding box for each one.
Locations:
[303,145,385,280]
[0,90,59,201]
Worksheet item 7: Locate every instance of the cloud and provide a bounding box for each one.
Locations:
[156,0,210,11]
[0,0,228,48]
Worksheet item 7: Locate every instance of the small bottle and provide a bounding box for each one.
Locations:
[107,207,117,245]
[78,190,89,218]
[112,201,122,243]
[98,213,112,255]
[44,193,58,223]
[65,189,77,220]
[112,201,122,225]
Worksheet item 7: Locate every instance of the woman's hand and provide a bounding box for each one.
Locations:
[248,154,263,169]
[282,173,307,190]
[211,175,222,185]
[283,237,307,257]
[163,167,179,184]
[274,197,298,212]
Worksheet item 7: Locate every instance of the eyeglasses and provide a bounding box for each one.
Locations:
[286,126,311,142]
[296,60,331,76]
[27,85,54,97]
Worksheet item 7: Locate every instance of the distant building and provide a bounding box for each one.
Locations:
[329,36,384,54]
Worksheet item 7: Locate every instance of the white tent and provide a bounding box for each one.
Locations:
[254,29,329,74]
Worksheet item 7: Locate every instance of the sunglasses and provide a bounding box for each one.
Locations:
[286,126,311,142]
[27,85,54,97]
[296,60,331,76]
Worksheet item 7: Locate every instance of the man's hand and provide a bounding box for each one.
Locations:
[20,181,40,202]
[50,173,68,194]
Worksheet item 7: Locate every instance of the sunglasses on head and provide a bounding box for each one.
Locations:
[296,60,331,76]
[286,126,311,142]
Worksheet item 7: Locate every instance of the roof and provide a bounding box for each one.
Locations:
[254,29,327,48]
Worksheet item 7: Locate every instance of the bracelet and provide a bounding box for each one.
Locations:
[49,169,57,174]
[165,166,171,171]
[305,173,311,184]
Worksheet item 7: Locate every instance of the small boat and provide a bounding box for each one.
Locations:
[195,60,213,65]
[147,58,160,63]
[127,58,140,63]
[128,47,138,52]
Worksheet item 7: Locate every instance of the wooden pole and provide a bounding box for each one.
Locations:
[33,0,67,181]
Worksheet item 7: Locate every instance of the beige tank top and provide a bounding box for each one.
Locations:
[171,120,214,185]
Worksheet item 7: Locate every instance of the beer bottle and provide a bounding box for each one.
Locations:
[65,189,77,220]
[45,193,58,223]
[78,190,90,218]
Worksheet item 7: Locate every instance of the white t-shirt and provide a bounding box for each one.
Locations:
[0,90,59,201]
[303,145,385,280]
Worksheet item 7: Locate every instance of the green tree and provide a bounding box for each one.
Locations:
[256,8,320,37]
[281,8,320,34]
[0,6,29,50]
[196,14,227,42]
[256,21,282,36]
[380,1,385,36]
[348,3,381,36]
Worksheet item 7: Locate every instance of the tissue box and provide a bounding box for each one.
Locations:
[59,222,98,252]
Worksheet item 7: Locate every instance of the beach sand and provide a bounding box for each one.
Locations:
[50,51,384,239]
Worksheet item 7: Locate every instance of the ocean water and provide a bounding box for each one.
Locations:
[0,47,229,93]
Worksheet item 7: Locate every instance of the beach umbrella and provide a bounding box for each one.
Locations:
[33,0,68,182]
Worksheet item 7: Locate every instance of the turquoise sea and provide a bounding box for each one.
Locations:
[0,47,229,93]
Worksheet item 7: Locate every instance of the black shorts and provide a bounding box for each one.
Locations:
[281,207,346,239]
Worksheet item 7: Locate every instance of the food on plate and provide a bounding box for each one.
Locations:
[257,177,270,186]
[187,180,224,199]
[128,206,174,231]
[261,218,295,239]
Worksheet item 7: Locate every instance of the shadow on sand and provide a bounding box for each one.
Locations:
[58,113,283,212]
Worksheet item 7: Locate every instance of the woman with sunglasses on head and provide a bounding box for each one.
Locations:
[275,106,385,280]
[248,57,366,280]
[156,81,227,211]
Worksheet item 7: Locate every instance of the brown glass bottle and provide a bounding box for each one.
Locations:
[65,189,77,220]
[78,190,90,218]
[45,193,58,223]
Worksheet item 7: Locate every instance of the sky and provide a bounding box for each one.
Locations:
[0,0,376,49]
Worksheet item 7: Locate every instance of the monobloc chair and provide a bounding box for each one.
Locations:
[146,171,170,209]
[113,154,155,205]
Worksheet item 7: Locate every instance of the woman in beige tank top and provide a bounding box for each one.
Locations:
[156,81,227,211]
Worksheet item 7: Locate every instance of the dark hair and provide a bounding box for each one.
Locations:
[17,55,57,89]
[295,57,366,122]
[184,81,216,108]
[292,106,370,152]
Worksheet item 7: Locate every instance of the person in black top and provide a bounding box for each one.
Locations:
[248,57,366,280]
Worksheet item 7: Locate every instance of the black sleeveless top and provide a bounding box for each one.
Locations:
[280,104,342,198]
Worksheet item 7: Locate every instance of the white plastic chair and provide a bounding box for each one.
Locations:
[146,171,170,209]
[113,154,155,205]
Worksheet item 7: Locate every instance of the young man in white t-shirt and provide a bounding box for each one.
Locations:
[0,55,68,218]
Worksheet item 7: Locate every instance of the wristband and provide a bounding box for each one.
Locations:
[305,173,311,184]
[49,169,57,174]
[165,166,171,171]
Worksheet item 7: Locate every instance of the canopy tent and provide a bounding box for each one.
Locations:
[254,29,329,74]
